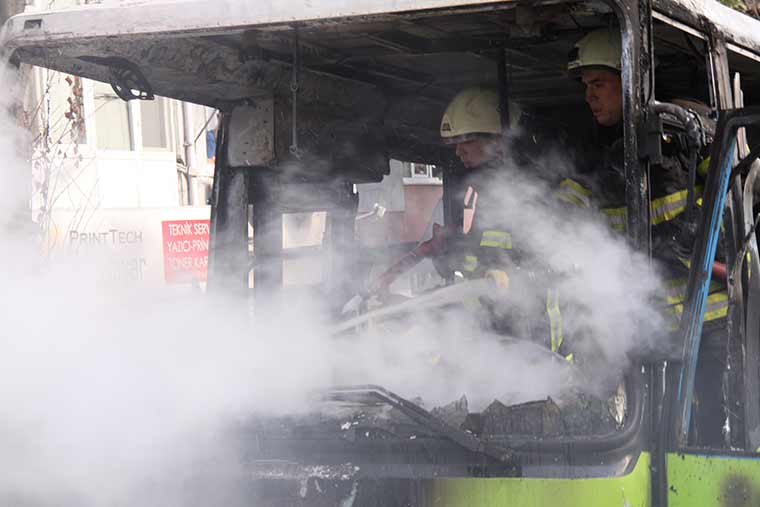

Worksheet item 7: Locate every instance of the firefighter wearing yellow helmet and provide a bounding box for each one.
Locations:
[567,28,622,74]
[430,86,518,281]
[364,86,517,295]
[439,86,520,169]
[436,87,572,358]
[568,28,624,127]
[568,28,728,442]
[567,27,727,327]
[366,85,575,359]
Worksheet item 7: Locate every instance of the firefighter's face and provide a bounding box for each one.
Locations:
[455,138,500,169]
[581,69,623,127]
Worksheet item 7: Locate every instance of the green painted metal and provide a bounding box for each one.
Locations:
[426,452,651,506]
[667,452,760,506]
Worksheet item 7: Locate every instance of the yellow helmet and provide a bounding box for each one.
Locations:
[439,86,521,144]
[567,28,622,75]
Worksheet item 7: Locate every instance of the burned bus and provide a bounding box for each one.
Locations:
[3,0,760,505]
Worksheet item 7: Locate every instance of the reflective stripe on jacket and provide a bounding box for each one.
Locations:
[480,230,513,250]
[599,187,704,231]
[600,206,626,231]
[546,288,574,362]
[597,193,728,325]
[553,178,592,209]
[663,277,729,326]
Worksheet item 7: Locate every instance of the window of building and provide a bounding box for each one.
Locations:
[411,162,433,178]
[93,81,133,151]
[140,97,169,151]
[401,161,442,185]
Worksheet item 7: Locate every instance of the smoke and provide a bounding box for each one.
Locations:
[0,36,669,507]
[0,263,336,505]
[0,173,666,505]
[481,154,668,373]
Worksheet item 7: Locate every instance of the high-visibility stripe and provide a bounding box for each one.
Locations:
[600,187,704,232]
[554,178,592,209]
[664,278,689,306]
[601,206,627,231]
[703,291,730,321]
[480,230,512,250]
[666,291,729,323]
[462,255,478,272]
[545,289,573,361]
[650,189,689,225]
[546,288,563,353]
[663,277,724,306]
[664,259,728,323]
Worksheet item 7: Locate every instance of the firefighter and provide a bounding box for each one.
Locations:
[433,86,518,283]
[370,86,520,291]
[568,27,728,324]
[569,28,728,445]
[434,86,573,358]
[365,86,573,358]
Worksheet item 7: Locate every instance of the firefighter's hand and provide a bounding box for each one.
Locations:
[485,269,510,290]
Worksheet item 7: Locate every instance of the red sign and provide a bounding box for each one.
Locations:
[161,219,210,284]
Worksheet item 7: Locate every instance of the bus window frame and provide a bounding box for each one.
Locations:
[206,0,653,461]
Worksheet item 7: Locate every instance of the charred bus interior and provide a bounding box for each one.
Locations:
[7,0,760,502]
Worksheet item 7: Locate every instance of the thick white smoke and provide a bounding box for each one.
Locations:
[0,165,666,506]
[481,157,668,369]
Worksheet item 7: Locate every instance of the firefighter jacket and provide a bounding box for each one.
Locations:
[432,152,573,359]
[434,161,516,279]
[438,126,571,279]
[574,122,728,327]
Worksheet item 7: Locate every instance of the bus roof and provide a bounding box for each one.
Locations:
[3,0,759,142]
[654,0,760,62]
[4,0,760,54]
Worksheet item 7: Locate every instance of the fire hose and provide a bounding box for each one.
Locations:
[341,224,509,315]
[341,224,453,315]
